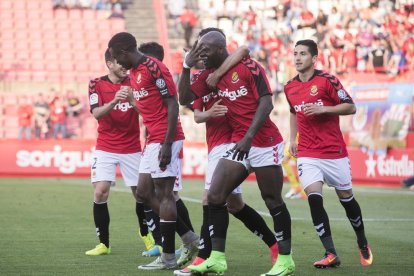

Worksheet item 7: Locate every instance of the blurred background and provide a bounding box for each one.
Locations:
[0,0,413,187]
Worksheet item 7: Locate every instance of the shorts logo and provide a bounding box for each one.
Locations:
[156,78,166,89]
[337,89,349,100]
[89,93,98,105]
[136,73,142,83]
[231,72,239,83]
[310,85,318,96]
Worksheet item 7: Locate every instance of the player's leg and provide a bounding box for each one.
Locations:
[248,143,294,276]
[299,158,340,268]
[325,157,373,266]
[85,150,117,256]
[227,192,279,264]
[189,157,247,275]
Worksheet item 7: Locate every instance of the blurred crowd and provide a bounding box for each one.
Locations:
[190,0,414,95]
[52,0,130,18]
[17,89,84,141]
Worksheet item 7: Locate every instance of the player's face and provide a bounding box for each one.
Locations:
[293,45,316,73]
[109,47,134,70]
[199,42,221,69]
[108,59,128,78]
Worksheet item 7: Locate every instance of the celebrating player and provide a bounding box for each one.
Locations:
[284,39,373,268]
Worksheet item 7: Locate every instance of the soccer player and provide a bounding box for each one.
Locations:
[108,32,198,270]
[284,39,373,268]
[178,31,295,276]
[136,41,197,264]
[174,29,279,276]
[85,49,152,256]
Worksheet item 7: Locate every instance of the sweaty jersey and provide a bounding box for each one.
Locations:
[193,93,232,153]
[129,55,185,144]
[190,57,283,147]
[88,75,141,154]
[284,70,354,159]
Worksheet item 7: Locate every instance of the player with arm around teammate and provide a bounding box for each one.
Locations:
[285,39,373,268]
[85,49,150,256]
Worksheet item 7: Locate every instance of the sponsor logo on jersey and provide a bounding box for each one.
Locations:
[89,93,98,105]
[133,88,149,100]
[337,89,349,100]
[310,85,318,96]
[202,92,216,103]
[231,72,239,83]
[156,78,166,89]
[113,101,133,112]
[218,86,248,101]
[136,73,142,83]
[293,99,324,112]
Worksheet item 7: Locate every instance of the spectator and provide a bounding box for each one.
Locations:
[18,95,33,140]
[33,93,50,139]
[50,97,67,139]
[65,90,83,138]
[367,37,389,73]
[179,7,198,48]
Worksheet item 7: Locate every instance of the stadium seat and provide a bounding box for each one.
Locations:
[0,1,12,10]
[3,127,20,139]
[2,104,19,115]
[11,0,26,10]
[15,71,32,82]
[2,116,19,128]
[31,71,47,82]
[26,1,40,10]
[54,9,68,20]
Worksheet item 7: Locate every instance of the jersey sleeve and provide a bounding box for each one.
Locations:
[193,98,204,111]
[190,70,212,99]
[242,58,272,99]
[88,78,102,112]
[324,73,354,105]
[145,57,177,98]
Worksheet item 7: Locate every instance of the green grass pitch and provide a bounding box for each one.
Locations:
[0,178,413,275]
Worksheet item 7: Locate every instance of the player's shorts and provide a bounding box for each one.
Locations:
[297,157,352,190]
[91,150,141,187]
[205,144,241,194]
[140,140,183,179]
[222,141,284,170]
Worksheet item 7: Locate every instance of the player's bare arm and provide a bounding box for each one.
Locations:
[289,113,298,157]
[232,94,273,161]
[194,99,228,123]
[177,40,204,105]
[303,102,356,116]
[158,96,179,170]
[92,89,129,120]
[206,46,250,90]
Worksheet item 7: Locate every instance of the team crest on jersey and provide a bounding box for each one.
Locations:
[89,93,98,105]
[310,85,318,96]
[231,72,239,83]
[156,78,166,89]
[337,89,349,100]
[136,73,142,83]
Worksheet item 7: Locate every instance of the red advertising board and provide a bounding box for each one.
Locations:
[0,139,412,186]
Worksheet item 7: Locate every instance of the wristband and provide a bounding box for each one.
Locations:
[183,52,191,69]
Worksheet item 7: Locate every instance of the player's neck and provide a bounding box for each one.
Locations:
[298,68,315,82]
[108,73,123,84]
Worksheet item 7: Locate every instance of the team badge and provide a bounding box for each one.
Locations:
[156,78,166,89]
[136,73,142,83]
[89,93,98,105]
[337,89,349,100]
[231,72,239,83]
[310,85,318,96]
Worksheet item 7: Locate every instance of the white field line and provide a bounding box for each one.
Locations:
[110,187,414,222]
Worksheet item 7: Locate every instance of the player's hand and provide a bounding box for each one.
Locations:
[232,137,252,161]
[112,89,129,103]
[289,141,298,158]
[158,143,172,171]
[206,72,220,90]
[207,99,227,118]
[303,103,325,116]
[184,40,204,68]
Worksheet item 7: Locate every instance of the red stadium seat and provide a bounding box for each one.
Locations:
[32,71,47,82]
[12,0,26,10]
[0,1,12,10]
[15,71,32,82]
[3,104,20,115]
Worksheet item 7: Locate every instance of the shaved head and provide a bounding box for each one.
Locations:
[199,31,226,48]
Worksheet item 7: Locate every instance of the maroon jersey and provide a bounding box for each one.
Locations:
[284,70,354,159]
[88,76,141,154]
[191,57,282,147]
[193,93,232,153]
[129,55,185,144]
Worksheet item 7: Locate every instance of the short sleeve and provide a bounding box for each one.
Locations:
[88,78,101,112]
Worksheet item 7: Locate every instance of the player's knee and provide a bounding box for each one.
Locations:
[207,191,226,205]
[226,202,244,214]
[94,189,109,202]
[262,194,283,210]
